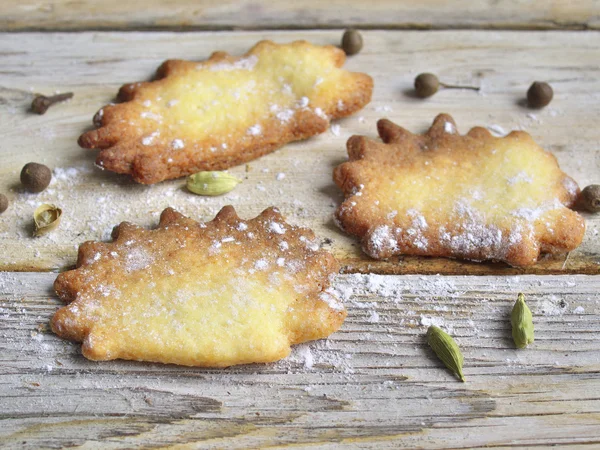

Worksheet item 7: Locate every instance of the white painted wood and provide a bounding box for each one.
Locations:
[1,0,599,31]
[0,30,599,274]
[0,272,599,447]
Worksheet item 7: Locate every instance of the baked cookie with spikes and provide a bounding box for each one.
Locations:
[80,40,373,184]
[333,114,585,267]
[52,206,345,366]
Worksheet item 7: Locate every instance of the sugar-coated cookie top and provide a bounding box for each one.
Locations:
[334,114,585,267]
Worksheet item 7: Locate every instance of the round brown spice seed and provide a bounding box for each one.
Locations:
[414,73,440,98]
[527,81,553,108]
[580,185,600,213]
[342,29,363,55]
[20,162,52,193]
[0,194,8,213]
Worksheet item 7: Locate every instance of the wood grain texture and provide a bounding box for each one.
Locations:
[0,30,599,275]
[0,271,599,448]
[1,0,600,31]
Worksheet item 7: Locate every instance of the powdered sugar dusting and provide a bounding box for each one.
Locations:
[205,55,258,72]
[365,225,398,257]
[247,124,262,136]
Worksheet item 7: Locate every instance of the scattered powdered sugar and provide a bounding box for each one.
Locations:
[141,131,159,146]
[511,198,563,221]
[295,344,314,369]
[444,121,455,133]
[276,109,294,123]
[275,172,286,181]
[367,310,380,323]
[53,166,93,183]
[314,107,327,119]
[507,171,533,185]
[330,124,341,136]
[365,225,398,257]
[205,55,258,72]
[562,177,579,198]
[125,246,154,272]
[269,222,286,234]
[171,139,185,150]
[247,124,262,136]
[297,96,309,108]
[319,289,345,311]
[254,259,268,270]
[140,111,162,121]
[419,315,452,333]
[375,105,393,113]
[538,295,569,316]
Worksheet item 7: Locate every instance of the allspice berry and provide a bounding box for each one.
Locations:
[342,29,363,55]
[0,194,8,213]
[580,185,600,213]
[414,73,440,98]
[20,162,52,193]
[527,81,553,108]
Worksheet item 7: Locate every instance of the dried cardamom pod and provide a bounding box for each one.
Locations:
[426,325,465,382]
[33,204,62,236]
[186,171,241,196]
[511,293,534,348]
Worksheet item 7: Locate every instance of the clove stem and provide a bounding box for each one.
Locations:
[440,82,480,92]
[31,92,74,114]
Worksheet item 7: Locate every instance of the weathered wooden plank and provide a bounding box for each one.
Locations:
[1,0,599,31]
[0,272,599,448]
[0,30,599,274]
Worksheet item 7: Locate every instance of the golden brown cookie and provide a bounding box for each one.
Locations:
[80,40,373,184]
[51,206,345,366]
[333,114,585,267]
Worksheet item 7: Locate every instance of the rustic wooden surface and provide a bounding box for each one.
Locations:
[0,30,599,274]
[1,0,600,31]
[1,15,600,450]
[1,272,599,448]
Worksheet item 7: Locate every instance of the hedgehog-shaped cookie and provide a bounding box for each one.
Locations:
[52,206,345,366]
[80,40,373,184]
[333,114,585,267]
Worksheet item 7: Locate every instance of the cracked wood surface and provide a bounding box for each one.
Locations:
[0,272,599,448]
[0,30,599,275]
[1,0,599,31]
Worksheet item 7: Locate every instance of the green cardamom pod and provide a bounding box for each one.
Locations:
[426,325,465,382]
[511,293,534,348]
[186,171,241,196]
[33,203,62,236]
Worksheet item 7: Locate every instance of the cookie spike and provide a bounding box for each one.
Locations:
[51,304,90,342]
[54,271,84,304]
[159,207,186,227]
[110,221,142,241]
[258,206,284,222]
[96,144,139,174]
[428,113,458,138]
[466,126,493,140]
[213,205,240,224]
[377,118,410,144]
[346,135,370,160]
[117,82,149,102]
[79,126,120,149]
[76,241,108,268]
